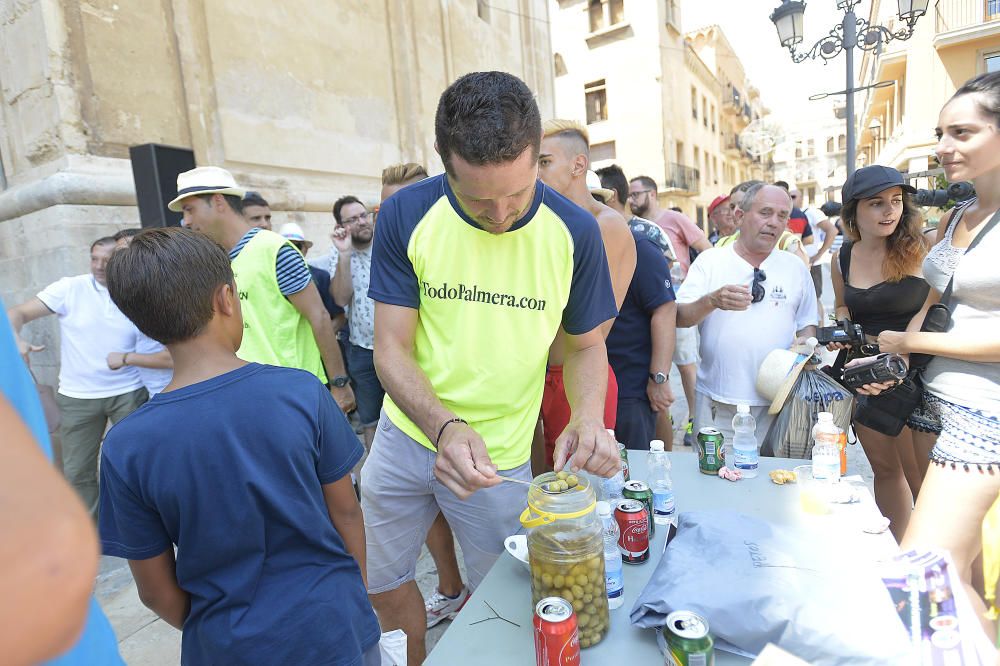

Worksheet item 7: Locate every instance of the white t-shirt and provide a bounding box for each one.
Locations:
[37,274,144,399]
[134,332,172,396]
[676,245,818,406]
[803,207,828,261]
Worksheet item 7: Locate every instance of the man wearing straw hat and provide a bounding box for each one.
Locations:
[168,166,355,413]
[676,182,818,443]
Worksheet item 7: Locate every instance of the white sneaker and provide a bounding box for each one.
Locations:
[425,586,470,628]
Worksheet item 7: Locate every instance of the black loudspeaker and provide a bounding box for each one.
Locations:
[128,144,196,228]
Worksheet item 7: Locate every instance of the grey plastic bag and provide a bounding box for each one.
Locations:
[630,511,914,665]
[764,368,853,458]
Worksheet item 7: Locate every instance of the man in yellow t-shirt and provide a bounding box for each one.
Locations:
[361,72,621,664]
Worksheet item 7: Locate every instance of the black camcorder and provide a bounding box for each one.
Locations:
[816,319,865,346]
[913,181,975,208]
[841,353,909,390]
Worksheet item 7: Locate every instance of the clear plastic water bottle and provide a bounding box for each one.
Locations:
[597,501,624,610]
[670,260,685,286]
[811,412,841,481]
[647,440,675,524]
[600,469,625,502]
[731,404,759,478]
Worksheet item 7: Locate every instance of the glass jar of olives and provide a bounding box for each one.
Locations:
[519,470,610,648]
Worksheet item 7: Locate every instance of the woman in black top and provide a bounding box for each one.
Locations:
[830,166,929,542]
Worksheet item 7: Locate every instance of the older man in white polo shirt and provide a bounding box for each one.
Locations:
[8,236,147,514]
[676,183,818,442]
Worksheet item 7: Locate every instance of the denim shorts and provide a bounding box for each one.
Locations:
[346,343,385,428]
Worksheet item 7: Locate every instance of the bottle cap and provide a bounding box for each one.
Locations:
[596,500,611,517]
[649,439,665,452]
[818,411,833,421]
[737,403,750,413]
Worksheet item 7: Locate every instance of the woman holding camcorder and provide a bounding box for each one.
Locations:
[829,164,929,543]
[860,71,1000,634]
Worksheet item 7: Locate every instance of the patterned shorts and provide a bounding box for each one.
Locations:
[908,392,1000,470]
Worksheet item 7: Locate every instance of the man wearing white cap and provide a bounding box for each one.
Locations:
[169,167,355,412]
[536,119,636,467]
[676,182,818,442]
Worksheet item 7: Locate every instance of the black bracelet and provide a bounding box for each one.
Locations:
[436,418,467,447]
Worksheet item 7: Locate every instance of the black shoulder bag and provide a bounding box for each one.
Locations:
[854,203,1000,436]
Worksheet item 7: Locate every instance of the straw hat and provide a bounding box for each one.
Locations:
[586,170,615,204]
[757,348,813,415]
[167,166,248,212]
[278,222,313,250]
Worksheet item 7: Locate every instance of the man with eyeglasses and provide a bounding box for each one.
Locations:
[330,195,382,451]
[676,183,818,444]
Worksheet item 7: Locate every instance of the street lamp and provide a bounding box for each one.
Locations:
[769,0,929,173]
[868,118,883,141]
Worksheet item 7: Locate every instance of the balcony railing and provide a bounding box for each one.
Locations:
[936,0,1000,33]
[723,86,742,115]
[724,134,741,156]
[664,162,700,195]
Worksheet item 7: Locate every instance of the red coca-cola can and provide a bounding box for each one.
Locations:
[615,498,650,564]
[533,597,580,666]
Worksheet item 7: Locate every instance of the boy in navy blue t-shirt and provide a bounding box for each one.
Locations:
[97,228,380,665]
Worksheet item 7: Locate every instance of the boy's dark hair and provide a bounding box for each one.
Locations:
[243,191,270,208]
[434,71,541,175]
[332,195,364,225]
[669,207,683,213]
[197,193,244,216]
[112,228,142,242]
[629,175,658,192]
[772,180,790,191]
[595,164,628,206]
[91,236,116,252]
[105,228,235,345]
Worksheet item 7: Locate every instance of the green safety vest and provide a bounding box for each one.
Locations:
[231,229,326,383]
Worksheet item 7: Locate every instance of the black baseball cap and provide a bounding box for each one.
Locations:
[842,165,916,202]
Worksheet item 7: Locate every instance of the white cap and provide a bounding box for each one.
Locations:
[596,500,611,517]
[586,170,615,203]
[737,403,750,413]
[649,440,665,452]
[168,166,247,212]
[278,222,313,249]
[818,411,834,422]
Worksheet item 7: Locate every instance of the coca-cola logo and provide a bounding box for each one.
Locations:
[622,518,648,542]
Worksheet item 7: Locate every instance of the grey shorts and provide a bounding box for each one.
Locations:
[361,411,531,594]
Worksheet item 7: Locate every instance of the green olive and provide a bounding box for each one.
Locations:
[580,637,592,649]
[583,593,593,603]
[541,573,553,587]
[556,471,568,480]
[572,598,584,612]
[576,574,589,586]
[553,574,564,588]
[567,474,579,487]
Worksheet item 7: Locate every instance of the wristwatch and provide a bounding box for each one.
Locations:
[331,375,350,388]
[649,371,668,384]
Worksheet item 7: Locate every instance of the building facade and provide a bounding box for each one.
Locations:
[549,1,768,229]
[771,104,849,206]
[0,0,554,384]
[855,0,1000,185]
